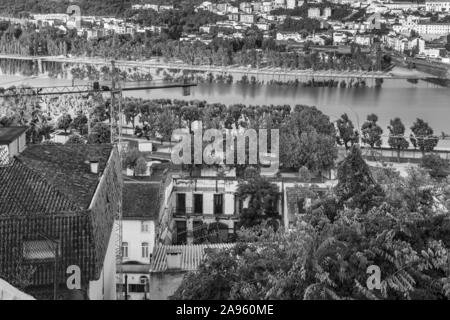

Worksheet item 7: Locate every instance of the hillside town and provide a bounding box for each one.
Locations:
[0,0,448,64]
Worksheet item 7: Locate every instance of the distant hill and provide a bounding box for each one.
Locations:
[0,0,134,17]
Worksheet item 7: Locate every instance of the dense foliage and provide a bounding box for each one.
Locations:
[171,149,450,300]
[0,0,133,17]
[0,16,387,71]
[236,172,280,228]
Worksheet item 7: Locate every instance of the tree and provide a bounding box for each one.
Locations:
[57,113,72,133]
[236,174,280,228]
[336,113,358,150]
[399,166,434,213]
[387,117,409,162]
[123,98,139,129]
[171,202,450,300]
[66,134,86,144]
[280,106,337,173]
[446,34,450,51]
[298,166,312,182]
[421,154,450,179]
[361,114,382,149]
[155,109,179,143]
[335,145,384,212]
[71,113,88,135]
[134,156,148,176]
[410,118,438,155]
[87,122,110,144]
[123,148,142,169]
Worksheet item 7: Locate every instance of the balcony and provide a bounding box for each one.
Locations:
[172,207,202,218]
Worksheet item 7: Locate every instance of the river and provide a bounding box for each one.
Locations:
[1,73,450,148]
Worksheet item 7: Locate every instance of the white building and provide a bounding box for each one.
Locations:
[262,1,273,12]
[333,32,348,44]
[273,0,287,9]
[149,243,234,299]
[286,0,298,9]
[32,13,68,22]
[0,278,35,300]
[384,2,424,11]
[240,14,255,23]
[354,34,374,46]
[308,7,321,18]
[277,31,303,42]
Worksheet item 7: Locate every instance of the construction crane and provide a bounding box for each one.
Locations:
[0,61,196,300]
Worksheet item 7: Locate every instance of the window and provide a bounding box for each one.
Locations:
[213,194,224,215]
[176,193,186,214]
[193,194,203,214]
[176,221,187,245]
[141,242,149,258]
[141,222,149,233]
[122,242,128,258]
[23,240,59,260]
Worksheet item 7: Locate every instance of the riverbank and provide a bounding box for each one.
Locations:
[1,54,447,88]
[1,71,449,150]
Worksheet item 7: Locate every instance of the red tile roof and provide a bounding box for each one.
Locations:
[0,159,78,216]
[0,127,27,145]
[150,243,234,273]
[0,144,121,296]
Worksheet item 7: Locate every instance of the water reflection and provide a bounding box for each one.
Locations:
[1,74,449,146]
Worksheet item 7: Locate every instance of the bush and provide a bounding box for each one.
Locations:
[298,166,312,182]
[87,123,110,144]
[66,134,86,144]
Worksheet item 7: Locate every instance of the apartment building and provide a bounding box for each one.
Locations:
[0,141,122,300]
[308,7,321,18]
[286,0,298,9]
[384,2,425,11]
[240,14,256,24]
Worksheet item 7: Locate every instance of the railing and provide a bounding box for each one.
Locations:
[171,207,237,219]
[173,207,196,218]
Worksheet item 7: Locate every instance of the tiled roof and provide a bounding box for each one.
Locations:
[0,159,78,216]
[0,127,27,144]
[17,144,114,209]
[123,182,161,220]
[150,243,234,273]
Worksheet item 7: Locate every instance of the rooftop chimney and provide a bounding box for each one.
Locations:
[89,160,99,174]
[166,248,182,270]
